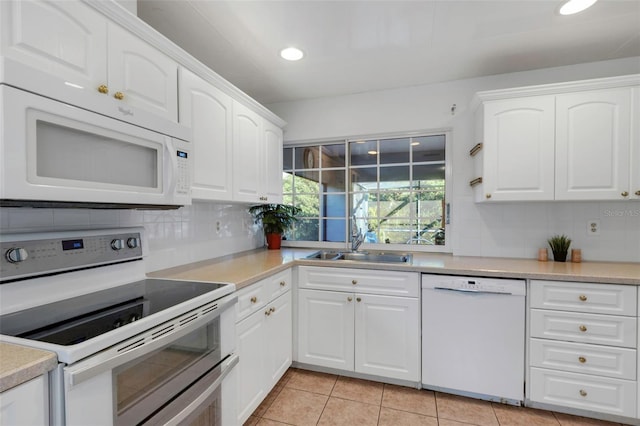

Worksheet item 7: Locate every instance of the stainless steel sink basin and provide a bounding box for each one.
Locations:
[305,250,411,264]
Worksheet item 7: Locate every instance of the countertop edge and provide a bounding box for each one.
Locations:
[0,343,57,393]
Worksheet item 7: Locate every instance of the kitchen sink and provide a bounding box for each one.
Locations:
[305,250,412,264]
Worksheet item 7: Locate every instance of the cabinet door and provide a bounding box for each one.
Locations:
[297,289,354,371]
[355,294,420,381]
[0,375,48,426]
[232,101,262,202]
[263,120,284,203]
[236,310,268,424]
[482,96,555,201]
[179,68,233,201]
[0,0,107,94]
[555,88,632,200]
[631,87,640,200]
[107,24,178,122]
[265,291,292,387]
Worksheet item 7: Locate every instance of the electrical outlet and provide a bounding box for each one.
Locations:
[587,219,600,236]
[216,221,221,232]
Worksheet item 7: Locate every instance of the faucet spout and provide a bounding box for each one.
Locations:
[351,216,365,252]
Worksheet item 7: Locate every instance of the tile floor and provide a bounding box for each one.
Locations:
[244,368,628,426]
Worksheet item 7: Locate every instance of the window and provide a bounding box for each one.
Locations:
[282,132,449,251]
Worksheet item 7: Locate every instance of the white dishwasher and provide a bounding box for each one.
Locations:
[421,274,526,404]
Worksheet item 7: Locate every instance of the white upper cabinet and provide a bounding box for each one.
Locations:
[631,87,640,200]
[179,68,233,200]
[555,88,632,200]
[263,120,284,204]
[479,96,555,201]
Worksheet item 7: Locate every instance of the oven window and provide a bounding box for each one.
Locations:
[114,317,221,425]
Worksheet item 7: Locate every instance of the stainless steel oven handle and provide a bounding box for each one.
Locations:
[433,286,513,296]
[67,295,236,386]
[162,353,238,426]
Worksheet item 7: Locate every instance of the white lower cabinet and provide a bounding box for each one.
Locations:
[0,375,48,426]
[235,270,292,425]
[297,267,420,382]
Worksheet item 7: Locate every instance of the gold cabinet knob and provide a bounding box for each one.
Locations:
[356,297,361,302]
[621,191,629,197]
[250,296,257,304]
[579,295,587,302]
[635,190,640,196]
[579,325,587,332]
[265,309,271,316]
[578,356,587,364]
[97,85,109,94]
[486,194,492,199]
[579,389,587,397]
[280,281,286,287]
[270,306,276,313]
[347,296,353,302]
[352,279,357,285]
[114,91,124,100]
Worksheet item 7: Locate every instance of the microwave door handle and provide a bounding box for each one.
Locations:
[165,137,178,196]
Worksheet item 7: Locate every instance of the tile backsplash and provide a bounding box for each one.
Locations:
[0,202,264,272]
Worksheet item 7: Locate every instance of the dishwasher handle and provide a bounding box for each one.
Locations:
[433,286,513,296]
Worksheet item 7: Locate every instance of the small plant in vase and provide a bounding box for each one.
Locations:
[547,234,572,262]
[248,203,301,250]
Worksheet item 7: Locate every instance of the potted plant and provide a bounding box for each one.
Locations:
[248,203,301,250]
[547,234,571,262]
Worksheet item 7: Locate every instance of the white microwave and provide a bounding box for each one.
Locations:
[0,85,192,209]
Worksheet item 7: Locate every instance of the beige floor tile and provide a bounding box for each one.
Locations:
[492,403,560,426]
[331,376,384,405]
[554,412,622,426]
[252,386,282,417]
[438,419,484,426]
[317,397,380,426]
[378,407,438,426]
[263,387,329,426]
[381,384,437,417]
[435,393,498,426]
[285,369,338,395]
[243,415,260,426]
[256,419,290,426]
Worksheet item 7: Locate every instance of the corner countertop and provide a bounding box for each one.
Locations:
[148,248,640,288]
[0,343,57,393]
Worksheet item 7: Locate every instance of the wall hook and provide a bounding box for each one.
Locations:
[451,104,457,115]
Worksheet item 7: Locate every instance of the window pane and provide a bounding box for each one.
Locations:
[288,219,319,241]
[283,172,294,191]
[321,170,346,192]
[380,166,410,190]
[283,194,293,206]
[413,164,445,188]
[283,147,293,170]
[378,192,412,217]
[294,171,319,194]
[350,140,377,166]
[295,193,319,217]
[295,146,319,169]
[322,144,345,167]
[351,167,376,189]
[380,138,410,164]
[323,219,346,242]
[412,135,445,162]
[322,194,346,218]
[377,218,414,244]
[351,192,378,218]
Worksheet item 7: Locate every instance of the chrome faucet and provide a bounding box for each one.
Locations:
[351,216,365,252]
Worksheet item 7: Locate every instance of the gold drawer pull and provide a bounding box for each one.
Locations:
[635,190,640,196]
[621,191,629,197]
[485,193,492,199]
[250,296,257,304]
[356,297,362,302]
[578,356,586,364]
[579,325,587,332]
[579,295,587,302]
[352,279,357,285]
[265,309,271,316]
[280,281,286,287]
[579,389,587,397]
[114,91,124,100]
[347,297,353,302]
[270,307,276,313]
[97,84,109,94]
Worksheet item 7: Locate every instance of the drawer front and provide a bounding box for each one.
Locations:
[530,309,637,348]
[235,280,267,322]
[530,338,637,380]
[298,266,419,297]
[264,269,292,301]
[530,280,637,316]
[529,367,637,418]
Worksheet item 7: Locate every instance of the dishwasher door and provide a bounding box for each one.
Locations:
[421,275,526,404]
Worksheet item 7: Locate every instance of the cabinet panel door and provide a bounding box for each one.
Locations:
[0,376,48,426]
[266,291,292,387]
[0,0,107,92]
[355,294,420,381]
[263,120,283,204]
[232,102,262,202]
[236,310,267,424]
[632,87,640,200]
[107,24,178,122]
[556,88,631,200]
[179,68,233,201]
[297,289,354,371]
[483,96,555,201]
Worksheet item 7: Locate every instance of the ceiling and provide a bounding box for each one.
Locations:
[137,0,640,105]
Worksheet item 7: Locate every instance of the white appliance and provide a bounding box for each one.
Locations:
[421,274,526,404]
[0,228,237,425]
[0,85,192,208]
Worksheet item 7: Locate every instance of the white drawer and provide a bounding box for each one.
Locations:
[529,367,637,418]
[235,280,268,322]
[264,268,292,301]
[530,280,637,316]
[530,309,637,348]
[530,338,637,380]
[298,266,419,297]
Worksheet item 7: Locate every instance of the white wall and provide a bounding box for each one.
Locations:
[268,57,640,262]
[0,202,263,272]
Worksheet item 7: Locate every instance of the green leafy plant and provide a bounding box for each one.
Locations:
[547,234,572,262]
[248,203,301,235]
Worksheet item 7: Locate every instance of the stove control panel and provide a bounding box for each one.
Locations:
[1,228,144,282]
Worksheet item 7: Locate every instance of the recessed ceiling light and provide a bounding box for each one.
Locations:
[559,0,598,15]
[411,142,420,146]
[368,150,378,155]
[280,47,304,61]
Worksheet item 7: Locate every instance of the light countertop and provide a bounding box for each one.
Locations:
[0,343,57,393]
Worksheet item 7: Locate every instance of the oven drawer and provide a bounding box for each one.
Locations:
[529,367,637,418]
[530,280,637,316]
[530,309,637,348]
[530,338,637,380]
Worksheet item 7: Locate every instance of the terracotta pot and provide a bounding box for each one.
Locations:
[265,233,282,250]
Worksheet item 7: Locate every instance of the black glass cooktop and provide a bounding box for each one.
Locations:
[0,279,228,346]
